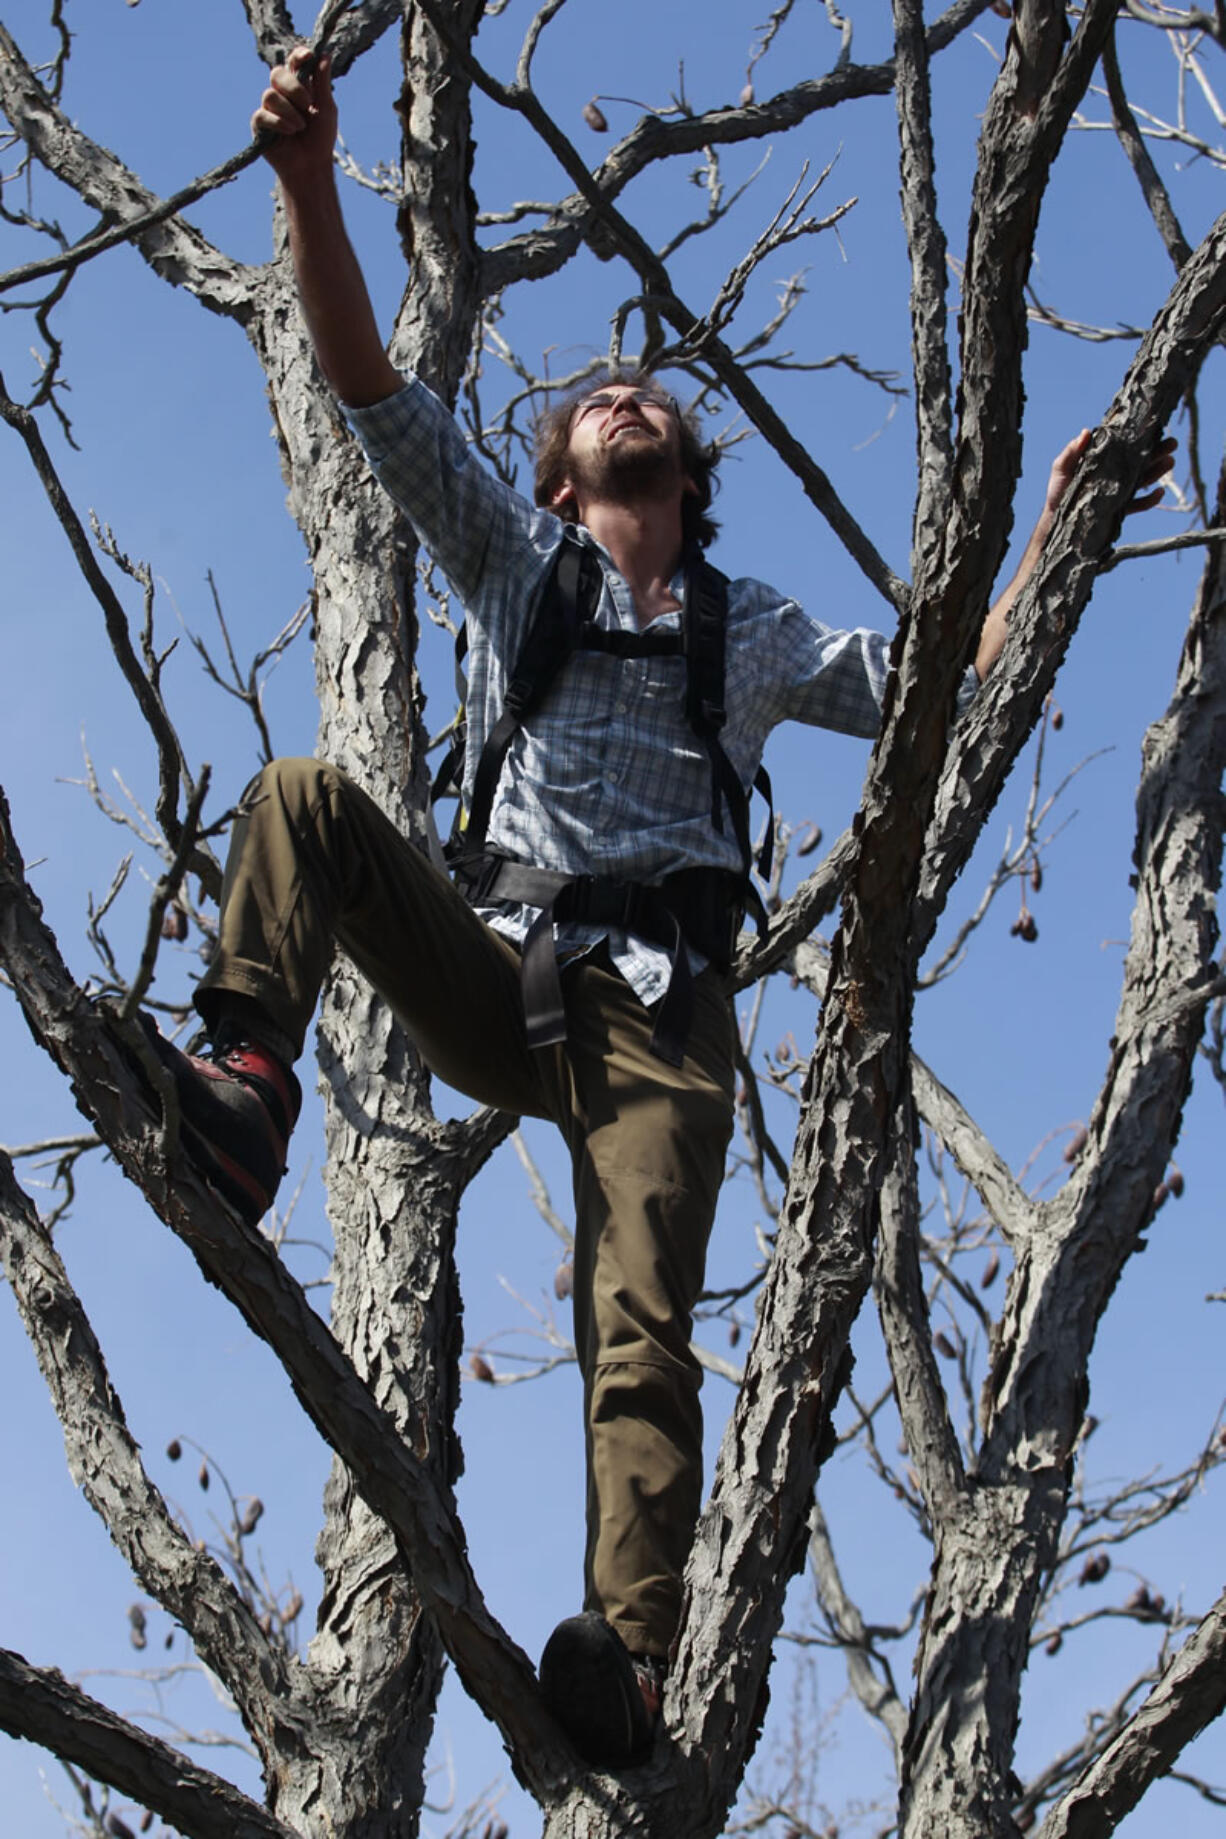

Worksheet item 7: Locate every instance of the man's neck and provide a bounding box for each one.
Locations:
[577,493,688,628]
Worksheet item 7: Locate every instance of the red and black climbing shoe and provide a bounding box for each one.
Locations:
[138,1018,301,1227]
[539,1614,660,1769]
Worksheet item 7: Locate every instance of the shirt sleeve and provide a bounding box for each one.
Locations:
[762,599,981,738]
[346,375,554,612]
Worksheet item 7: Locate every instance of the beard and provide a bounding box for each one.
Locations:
[565,427,684,505]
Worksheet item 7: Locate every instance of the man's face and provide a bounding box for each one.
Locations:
[557,383,687,508]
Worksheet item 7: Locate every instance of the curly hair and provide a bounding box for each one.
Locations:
[532,370,721,549]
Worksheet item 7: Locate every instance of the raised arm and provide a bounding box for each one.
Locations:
[252,49,402,409]
[974,430,1176,680]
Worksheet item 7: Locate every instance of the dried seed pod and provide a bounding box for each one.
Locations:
[1125,1586,1151,1613]
[470,1352,495,1383]
[164,1632,173,1650]
[1079,1552,1110,1585]
[981,1251,1000,1289]
[141,1814,155,1834]
[582,99,608,132]
[1051,707,1064,730]
[1044,1632,1062,1656]
[1030,861,1043,894]
[553,1260,574,1301]
[238,1498,265,1537]
[728,1320,741,1348]
[1063,1127,1088,1164]
[1018,912,1038,943]
[161,902,188,942]
[128,1602,148,1651]
[198,1460,210,1491]
[739,81,755,106]
[1167,1167,1185,1198]
[283,1590,304,1622]
[1081,1414,1099,1441]
[107,1816,136,1839]
[796,821,823,857]
[1152,1182,1170,1212]
[165,1438,182,1461]
[933,1330,957,1360]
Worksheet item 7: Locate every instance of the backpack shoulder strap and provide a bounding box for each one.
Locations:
[683,554,776,897]
[451,533,599,862]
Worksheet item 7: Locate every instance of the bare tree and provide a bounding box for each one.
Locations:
[1,3,1224,1837]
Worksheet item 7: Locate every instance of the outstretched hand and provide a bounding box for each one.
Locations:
[1044,427,1177,522]
[252,48,338,188]
[974,429,1177,681]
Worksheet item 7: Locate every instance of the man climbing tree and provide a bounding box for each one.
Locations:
[137,45,1169,1771]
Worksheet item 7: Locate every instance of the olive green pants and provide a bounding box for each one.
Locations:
[196,758,735,1656]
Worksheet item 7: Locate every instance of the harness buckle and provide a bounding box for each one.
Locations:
[503,675,534,716]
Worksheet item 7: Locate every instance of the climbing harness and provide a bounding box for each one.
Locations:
[432,535,774,1064]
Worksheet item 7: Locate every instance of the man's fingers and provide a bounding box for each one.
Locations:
[1137,435,1177,487]
[1127,485,1166,515]
[253,85,305,138]
[252,50,332,143]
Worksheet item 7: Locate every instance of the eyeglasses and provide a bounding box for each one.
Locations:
[569,387,680,427]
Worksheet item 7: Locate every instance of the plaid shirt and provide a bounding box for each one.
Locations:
[349,378,928,1005]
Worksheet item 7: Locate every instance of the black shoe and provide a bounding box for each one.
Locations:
[138,1017,301,1226]
[539,1614,657,1768]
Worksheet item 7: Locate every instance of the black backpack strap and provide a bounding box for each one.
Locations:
[428,623,472,809]
[455,535,598,864]
[683,555,774,915]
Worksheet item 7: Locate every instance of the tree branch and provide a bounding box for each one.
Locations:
[0,1151,300,1751]
[0,1648,299,1839]
[982,444,1226,1468]
[0,784,573,1793]
[919,208,1226,943]
[910,1054,1039,1239]
[1037,1588,1226,1839]
[0,369,219,900]
[874,1091,966,1519]
[0,23,252,310]
[892,0,954,554]
[1102,27,1194,271]
[479,0,997,296]
[807,1499,909,1763]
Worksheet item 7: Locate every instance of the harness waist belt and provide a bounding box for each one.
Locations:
[452,854,744,1065]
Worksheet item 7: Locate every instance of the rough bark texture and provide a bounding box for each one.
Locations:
[1,4,1224,1836]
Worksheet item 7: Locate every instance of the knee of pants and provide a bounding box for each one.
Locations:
[242,755,341,816]
[573,1163,721,1378]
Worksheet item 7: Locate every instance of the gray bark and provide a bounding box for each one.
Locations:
[1,5,1224,1837]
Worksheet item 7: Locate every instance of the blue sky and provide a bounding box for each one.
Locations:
[1,2,1223,1834]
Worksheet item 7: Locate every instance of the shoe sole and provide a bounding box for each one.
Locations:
[539,1613,652,1768]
